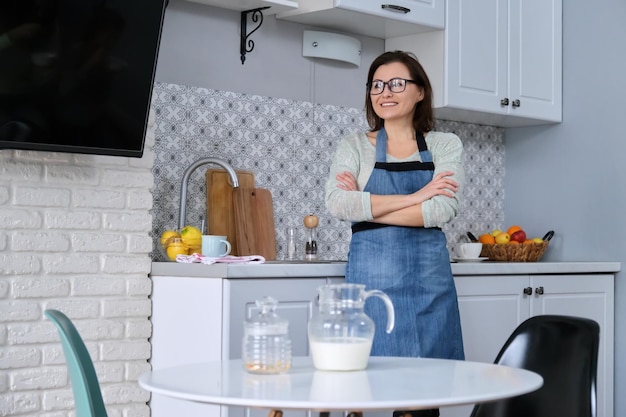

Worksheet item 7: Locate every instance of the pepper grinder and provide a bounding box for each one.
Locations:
[304,214,319,261]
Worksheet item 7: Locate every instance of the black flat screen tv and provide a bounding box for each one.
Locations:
[0,0,168,158]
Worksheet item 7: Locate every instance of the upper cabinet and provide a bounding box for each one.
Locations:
[185,0,298,14]
[386,0,562,128]
[276,0,445,38]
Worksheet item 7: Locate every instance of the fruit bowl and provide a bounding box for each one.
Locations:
[158,227,202,261]
[467,229,554,262]
[480,241,549,262]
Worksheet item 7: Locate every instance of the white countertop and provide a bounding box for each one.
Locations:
[151,261,620,278]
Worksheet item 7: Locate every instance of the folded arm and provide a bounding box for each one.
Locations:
[325,132,464,227]
[338,170,458,227]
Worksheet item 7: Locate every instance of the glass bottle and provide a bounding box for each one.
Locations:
[242,296,292,374]
[286,227,297,260]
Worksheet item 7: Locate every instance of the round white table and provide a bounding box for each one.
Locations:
[139,356,542,412]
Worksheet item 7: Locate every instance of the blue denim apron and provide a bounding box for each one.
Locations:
[345,129,464,360]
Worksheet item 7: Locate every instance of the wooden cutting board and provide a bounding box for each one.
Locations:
[206,169,255,256]
[233,187,277,260]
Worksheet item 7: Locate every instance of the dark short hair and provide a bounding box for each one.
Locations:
[365,50,434,134]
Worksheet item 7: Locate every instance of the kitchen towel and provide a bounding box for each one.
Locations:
[175,254,266,265]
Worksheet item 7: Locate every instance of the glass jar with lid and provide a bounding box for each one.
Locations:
[242,296,292,374]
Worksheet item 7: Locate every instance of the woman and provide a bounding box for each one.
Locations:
[325,51,464,416]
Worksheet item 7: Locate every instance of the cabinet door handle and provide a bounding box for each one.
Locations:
[512,99,521,108]
[500,97,510,106]
[381,4,411,14]
[535,286,544,295]
[523,287,532,295]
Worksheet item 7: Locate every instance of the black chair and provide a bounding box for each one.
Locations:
[470,314,600,417]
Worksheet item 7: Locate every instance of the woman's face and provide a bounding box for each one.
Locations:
[369,62,424,123]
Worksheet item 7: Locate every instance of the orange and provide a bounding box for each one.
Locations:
[478,233,496,244]
[507,225,523,235]
[508,240,520,245]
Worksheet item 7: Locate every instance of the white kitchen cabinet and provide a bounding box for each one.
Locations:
[441,273,614,417]
[276,0,444,39]
[184,0,298,14]
[224,278,340,417]
[150,263,616,417]
[150,273,343,417]
[386,0,562,127]
[150,276,224,417]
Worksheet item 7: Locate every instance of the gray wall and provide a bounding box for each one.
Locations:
[156,0,384,108]
[505,2,626,415]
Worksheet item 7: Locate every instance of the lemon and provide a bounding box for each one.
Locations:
[166,238,188,261]
[494,232,511,244]
[180,225,202,247]
[160,230,180,246]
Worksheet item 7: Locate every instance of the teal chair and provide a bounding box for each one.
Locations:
[45,309,109,417]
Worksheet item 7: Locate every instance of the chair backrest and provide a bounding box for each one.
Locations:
[470,314,599,417]
[45,309,108,417]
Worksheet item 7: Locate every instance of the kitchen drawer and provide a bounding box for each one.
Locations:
[277,0,444,39]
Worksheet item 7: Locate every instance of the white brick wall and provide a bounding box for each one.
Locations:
[0,111,156,417]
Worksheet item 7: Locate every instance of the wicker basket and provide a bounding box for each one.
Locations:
[480,241,549,262]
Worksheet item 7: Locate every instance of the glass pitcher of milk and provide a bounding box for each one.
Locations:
[308,283,395,371]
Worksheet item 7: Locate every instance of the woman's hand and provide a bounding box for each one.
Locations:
[336,171,359,191]
[410,171,458,204]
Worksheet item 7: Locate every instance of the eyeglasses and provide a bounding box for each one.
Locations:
[368,78,417,95]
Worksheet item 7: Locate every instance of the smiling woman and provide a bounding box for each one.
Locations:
[325,50,465,417]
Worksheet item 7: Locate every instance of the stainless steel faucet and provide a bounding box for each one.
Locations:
[178,157,240,230]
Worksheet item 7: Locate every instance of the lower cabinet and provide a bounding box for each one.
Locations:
[150,272,614,417]
[441,274,614,417]
[150,276,224,417]
[223,278,341,417]
[150,274,343,417]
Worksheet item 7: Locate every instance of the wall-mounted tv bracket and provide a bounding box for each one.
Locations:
[240,6,270,65]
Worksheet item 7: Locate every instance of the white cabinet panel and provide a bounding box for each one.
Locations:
[224,278,326,359]
[508,0,562,123]
[444,0,508,115]
[277,0,444,38]
[454,275,530,364]
[150,277,224,417]
[442,273,614,417]
[224,278,332,417]
[529,275,614,417]
[386,0,562,127]
[184,0,298,14]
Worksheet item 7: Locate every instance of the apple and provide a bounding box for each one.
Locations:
[510,230,527,243]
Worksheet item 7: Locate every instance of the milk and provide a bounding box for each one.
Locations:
[310,337,373,371]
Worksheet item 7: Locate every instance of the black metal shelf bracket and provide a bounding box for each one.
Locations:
[240,6,270,65]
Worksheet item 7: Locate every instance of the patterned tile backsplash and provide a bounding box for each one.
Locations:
[151,82,505,261]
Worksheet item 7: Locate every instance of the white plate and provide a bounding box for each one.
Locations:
[452,257,489,263]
